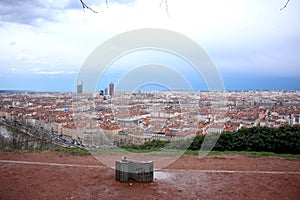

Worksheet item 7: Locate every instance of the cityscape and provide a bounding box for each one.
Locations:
[1,81,299,148]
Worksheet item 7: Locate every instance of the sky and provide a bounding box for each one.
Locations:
[0,0,300,92]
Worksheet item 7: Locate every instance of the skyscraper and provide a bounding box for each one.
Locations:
[109,82,114,96]
[77,81,83,94]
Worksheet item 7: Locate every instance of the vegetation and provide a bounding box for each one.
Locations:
[184,150,300,159]
[212,126,300,154]
[3,126,299,157]
[122,126,300,155]
[122,140,169,152]
[53,147,90,156]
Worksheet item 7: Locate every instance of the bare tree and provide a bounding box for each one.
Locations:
[79,0,169,14]
[160,0,170,17]
[79,0,291,13]
[280,0,290,10]
[79,0,98,13]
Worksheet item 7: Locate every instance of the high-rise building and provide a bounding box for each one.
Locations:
[77,81,83,94]
[109,82,114,96]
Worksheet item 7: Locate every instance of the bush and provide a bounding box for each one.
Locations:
[210,126,300,154]
[122,126,300,154]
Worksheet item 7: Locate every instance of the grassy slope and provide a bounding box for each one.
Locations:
[3,147,299,159]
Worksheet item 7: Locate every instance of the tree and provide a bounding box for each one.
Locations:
[79,0,291,13]
[78,0,169,15]
[280,0,290,10]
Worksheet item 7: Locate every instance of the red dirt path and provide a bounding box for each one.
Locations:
[0,150,299,200]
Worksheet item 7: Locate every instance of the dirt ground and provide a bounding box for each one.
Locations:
[0,150,299,200]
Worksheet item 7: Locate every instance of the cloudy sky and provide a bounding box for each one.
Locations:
[0,0,299,91]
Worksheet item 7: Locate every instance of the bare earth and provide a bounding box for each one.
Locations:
[0,150,299,200]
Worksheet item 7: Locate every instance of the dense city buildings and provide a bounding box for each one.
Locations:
[0,90,299,147]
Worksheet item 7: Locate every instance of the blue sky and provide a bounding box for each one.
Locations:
[0,0,300,92]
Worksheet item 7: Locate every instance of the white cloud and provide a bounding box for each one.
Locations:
[29,68,42,72]
[68,70,77,74]
[36,70,65,75]
[33,70,77,75]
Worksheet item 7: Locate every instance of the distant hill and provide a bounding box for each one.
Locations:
[0,90,35,94]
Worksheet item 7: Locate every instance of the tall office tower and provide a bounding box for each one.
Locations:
[104,88,108,96]
[77,81,83,94]
[109,82,114,96]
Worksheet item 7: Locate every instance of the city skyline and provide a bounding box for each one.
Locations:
[1,0,300,92]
